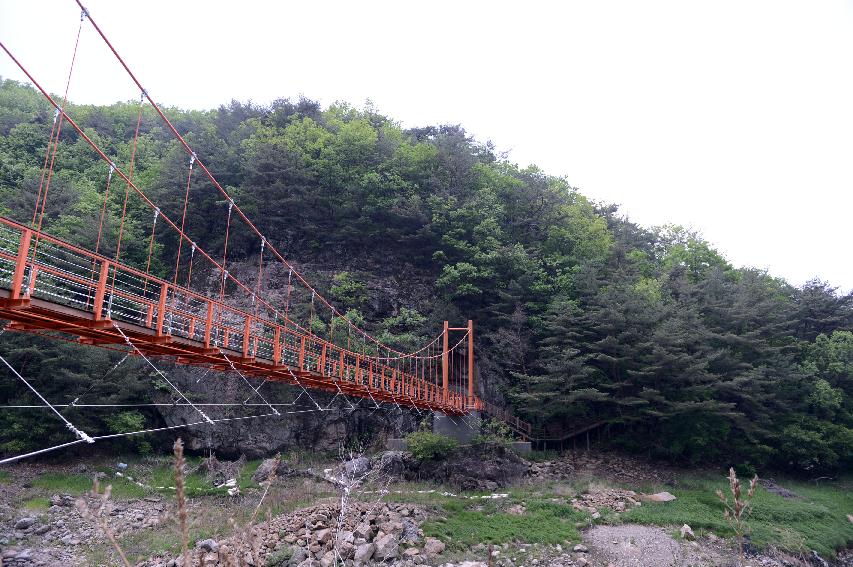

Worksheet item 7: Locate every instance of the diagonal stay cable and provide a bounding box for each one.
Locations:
[283,366,325,411]
[68,351,129,408]
[219,351,279,415]
[0,351,94,444]
[111,323,213,424]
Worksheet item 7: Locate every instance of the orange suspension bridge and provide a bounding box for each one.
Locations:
[0,2,531,463]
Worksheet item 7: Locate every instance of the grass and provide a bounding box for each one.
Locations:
[22,496,50,510]
[422,495,588,547]
[32,472,146,499]
[0,470,11,484]
[622,473,853,557]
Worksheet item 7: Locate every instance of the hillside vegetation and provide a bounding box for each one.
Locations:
[0,78,851,474]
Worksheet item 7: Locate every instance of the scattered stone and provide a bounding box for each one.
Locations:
[290,547,308,564]
[423,537,446,557]
[252,457,289,483]
[196,538,219,552]
[14,517,36,530]
[680,524,695,540]
[354,542,376,564]
[573,544,588,553]
[760,479,799,500]
[642,491,676,502]
[49,494,75,507]
[373,532,400,561]
[344,456,372,478]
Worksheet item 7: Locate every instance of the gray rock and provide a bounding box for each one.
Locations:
[14,518,36,530]
[573,544,588,553]
[197,538,219,552]
[354,542,376,564]
[374,533,399,561]
[33,525,50,535]
[290,547,308,565]
[423,537,445,557]
[354,522,373,540]
[252,458,289,483]
[344,457,371,478]
[401,519,419,542]
[49,494,75,507]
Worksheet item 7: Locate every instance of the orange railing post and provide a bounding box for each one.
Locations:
[298,336,305,371]
[467,319,474,400]
[10,228,32,300]
[203,300,213,348]
[273,326,281,365]
[242,316,252,358]
[442,320,449,403]
[155,283,168,336]
[92,260,110,320]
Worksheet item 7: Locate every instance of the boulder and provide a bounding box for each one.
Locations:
[642,491,677,502]
[197,538,219,552]
[354,522,374,540]
[14,517,36,530]
[49,494,75,507]
[252,458,289,483]
[353,542,375,565]
[680,524,695,540]
[290,547,308,565]
[423,537,445,557]
[314,528,332,544]
[401,518,419,542]
[344,457,371,478]
[373,533,399,561]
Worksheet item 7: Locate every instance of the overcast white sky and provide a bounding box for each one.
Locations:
[1,0,852,292]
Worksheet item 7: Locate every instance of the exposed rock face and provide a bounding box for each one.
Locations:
[162,385,418,458]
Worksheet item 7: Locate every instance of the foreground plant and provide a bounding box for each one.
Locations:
[76,482,132,567]
[716,467,758,567]
[174,438,190,566]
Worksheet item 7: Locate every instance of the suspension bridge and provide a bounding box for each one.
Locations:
[0,2,531,463]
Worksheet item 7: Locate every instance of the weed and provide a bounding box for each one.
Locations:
[0,470,11,484]
[173,438,189,566]
[76,483,132,567]
[717,467,758,566]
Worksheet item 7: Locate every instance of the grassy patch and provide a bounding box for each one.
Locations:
[423,498,587,547]
[22,496,50,510]
[622,474,853,557]
[32,472,146,499]
[0,470,11,484]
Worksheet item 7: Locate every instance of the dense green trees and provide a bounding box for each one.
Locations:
[0,78,850,473]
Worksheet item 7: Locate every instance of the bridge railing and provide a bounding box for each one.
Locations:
[0,216,483,414]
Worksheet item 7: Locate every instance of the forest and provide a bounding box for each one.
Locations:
[1,77,851,475]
